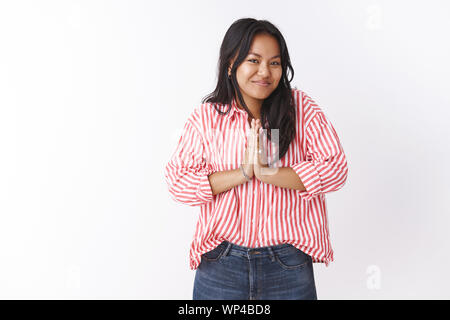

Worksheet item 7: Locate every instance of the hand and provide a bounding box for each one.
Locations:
[252,119,277,181]
[252,119,267,181]
[241,118,258,180]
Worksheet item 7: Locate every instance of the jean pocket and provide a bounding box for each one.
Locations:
[201,242,227,262]
[274,246,311,270]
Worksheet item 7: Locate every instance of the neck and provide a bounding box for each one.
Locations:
[236,97,262,120]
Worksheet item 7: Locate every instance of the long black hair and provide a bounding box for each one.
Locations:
[202,18,296,165]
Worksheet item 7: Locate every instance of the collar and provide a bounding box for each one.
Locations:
[228,96,247,119]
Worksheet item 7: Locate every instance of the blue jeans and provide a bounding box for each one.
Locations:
[193,241,317,300]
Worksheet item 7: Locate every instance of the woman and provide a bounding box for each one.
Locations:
[164,18,348,300]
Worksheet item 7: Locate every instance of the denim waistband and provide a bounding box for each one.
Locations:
[218,240,294,260]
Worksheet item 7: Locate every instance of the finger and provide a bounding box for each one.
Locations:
[248,129,256,154]
[253,136,259,165]
[249,120,255,144]
[256,129,259,150]
[251,120,256,137]
[248,120,254,139]
[253,126,258,164]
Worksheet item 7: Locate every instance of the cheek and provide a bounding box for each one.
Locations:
[237,65,256,78]
[273,72,282,84]
[274,69,282,79]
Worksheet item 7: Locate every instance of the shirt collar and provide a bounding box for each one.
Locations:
[228,96,247,119]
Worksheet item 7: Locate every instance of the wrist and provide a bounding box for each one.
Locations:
[239,164,252,182]
[258,166,278,184]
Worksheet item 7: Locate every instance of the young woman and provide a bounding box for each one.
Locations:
[164,18,348,300]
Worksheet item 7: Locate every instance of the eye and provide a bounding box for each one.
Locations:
[248,59,281,65]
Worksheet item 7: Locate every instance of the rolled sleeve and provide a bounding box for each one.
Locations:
[196,167,214,203]
[292,111,348,201]
[291,161,321,201]
[164,112,215,207]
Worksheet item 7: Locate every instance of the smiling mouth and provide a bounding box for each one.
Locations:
[253,81,271,87]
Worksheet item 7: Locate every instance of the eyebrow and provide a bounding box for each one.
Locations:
[248,52,281,59]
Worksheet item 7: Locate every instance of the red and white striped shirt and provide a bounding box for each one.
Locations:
[164,88,348,270]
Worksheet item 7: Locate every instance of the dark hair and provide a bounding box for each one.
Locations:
[202,18,296,165]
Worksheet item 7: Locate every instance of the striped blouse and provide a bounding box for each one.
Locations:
[164,88,348,270]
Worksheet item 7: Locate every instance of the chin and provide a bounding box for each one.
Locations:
[250,88,274,99]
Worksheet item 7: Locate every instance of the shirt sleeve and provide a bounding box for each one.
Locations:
[164,111,215,206]
[291,96,348,201]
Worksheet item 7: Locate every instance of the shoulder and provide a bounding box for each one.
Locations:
[186,101,226,132]
[291,87,326,124]
[195,101,228,116]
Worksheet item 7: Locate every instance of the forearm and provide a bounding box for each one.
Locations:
[260,167,306,191]
[208,168,248,196]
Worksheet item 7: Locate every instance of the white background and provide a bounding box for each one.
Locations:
[0,0,449,299]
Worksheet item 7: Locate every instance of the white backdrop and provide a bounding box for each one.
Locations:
[0,0,449,299]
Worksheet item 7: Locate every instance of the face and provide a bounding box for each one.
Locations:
[228,33,282,108]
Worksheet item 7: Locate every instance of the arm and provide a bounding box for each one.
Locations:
[207,117,259,195]
[164,116,215,206]
[258,167,307,191]
[291,111,348,200]
[208,169,248,196]
[255,111,348,201]
[164,111,253,205]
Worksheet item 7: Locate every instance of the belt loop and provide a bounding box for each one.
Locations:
[267,246,275,262]
[222,241,232,257]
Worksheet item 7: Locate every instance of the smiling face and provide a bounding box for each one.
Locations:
[228,33,282,109]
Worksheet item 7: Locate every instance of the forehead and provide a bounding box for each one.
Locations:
[248,34,280,58]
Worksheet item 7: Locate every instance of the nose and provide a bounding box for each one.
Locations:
[257,63,270,77]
